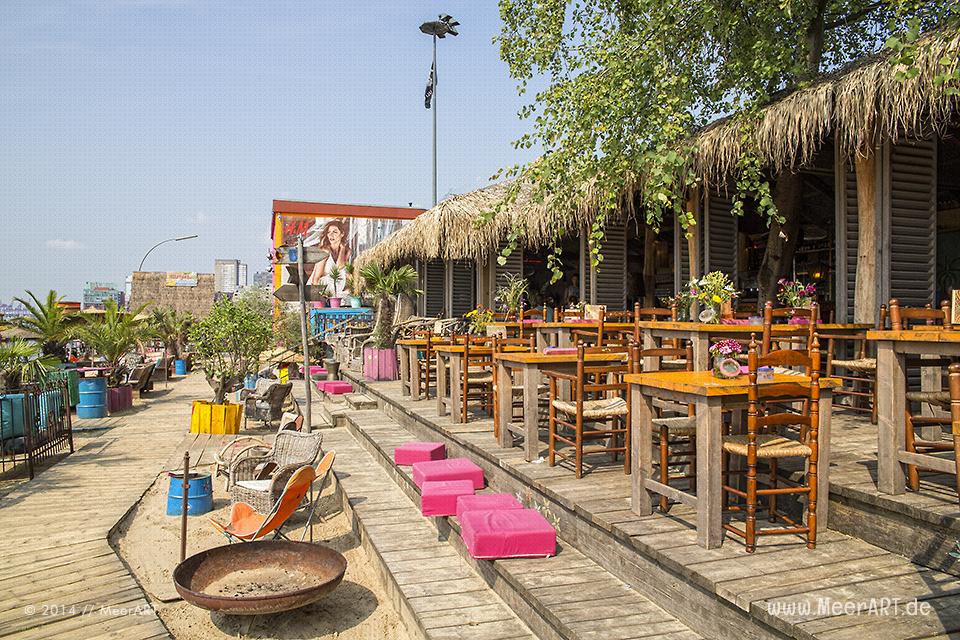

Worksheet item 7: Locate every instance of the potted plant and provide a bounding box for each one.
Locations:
[358,263,421,380]
[688,271,739,323]
[73,300,149,413]
[327,264,343,308]
[496,273,529,320]
[777,279,816,322]
[189,298,272,433]
[465,305,494,335]
[313,283,331,309]
[344,262,363,308]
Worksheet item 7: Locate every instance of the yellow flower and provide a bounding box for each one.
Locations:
[712,294,722,303]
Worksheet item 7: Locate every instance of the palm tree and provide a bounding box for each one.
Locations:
[148,308,194,359]
[73,300,150,385]
[359,264,421,348]
[0,338,58,391]
[11,290,76,358]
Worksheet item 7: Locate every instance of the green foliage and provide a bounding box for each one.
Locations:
[234,286,273,319]
[488,0,952,274]
[11,290,77,358]
[465,306,495,335]
[495,273,529,317]
[0,338,58,391]
[359,264,422,349]
[189,299,272,403]
[73,300,151,385]
[328,264,343,298]
[148,307,194,360]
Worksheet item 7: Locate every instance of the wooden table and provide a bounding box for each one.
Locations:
[867,329,960,495]
[635,321,871,370]
[494,350,628,461]
[487,321,634,350]
[395,338,449,400]
[626,370,838,549]
[435,344,528,424]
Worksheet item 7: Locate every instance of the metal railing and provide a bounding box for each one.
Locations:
[0,380,74,479]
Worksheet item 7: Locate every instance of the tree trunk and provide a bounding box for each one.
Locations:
[757,170,804,304]
[642,226,657,306]
[686,187,701,283]
[372,296,396,348]
[853,149,878,324]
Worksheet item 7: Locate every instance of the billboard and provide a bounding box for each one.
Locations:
[165,272,199,287]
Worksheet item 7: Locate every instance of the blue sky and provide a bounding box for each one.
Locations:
[0,1,538,301]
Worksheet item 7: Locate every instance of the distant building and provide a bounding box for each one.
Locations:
[82,282,125,310]
[252,270,272,288]
[214,259,247,294]
[0,302,28,322]
[129,271,215,317]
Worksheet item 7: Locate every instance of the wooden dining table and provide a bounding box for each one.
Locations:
[867,329,960,496]
[636,321,872,370]
[487,321,634,350]
[626,370,838,549]
[435,344,529,424]
[395,338,449,400]
[494,350,628,461]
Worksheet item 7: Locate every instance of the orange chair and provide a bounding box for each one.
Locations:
[210,451,336,543]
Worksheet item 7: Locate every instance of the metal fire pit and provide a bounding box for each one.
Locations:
[173,541,347,615]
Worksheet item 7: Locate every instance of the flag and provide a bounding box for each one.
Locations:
[424,62,435,109]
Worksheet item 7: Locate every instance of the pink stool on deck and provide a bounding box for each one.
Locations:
[420,480,474,516]
[455,493,523,519]
[412,458,484,490]
[460,509,556,559]
[394,442,446,466]
[323,380,353,395]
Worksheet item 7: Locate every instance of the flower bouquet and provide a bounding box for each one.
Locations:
[689,271,739,323]
[709,339,743,378]
[777,279,816,308]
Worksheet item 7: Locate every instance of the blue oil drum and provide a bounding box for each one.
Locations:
[77,378,107,419]
[174,359,187,375]
[166,472,214,516]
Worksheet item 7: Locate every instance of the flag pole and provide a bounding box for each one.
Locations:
[432,33,438,207]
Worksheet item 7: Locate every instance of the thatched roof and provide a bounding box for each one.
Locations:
[128,271,216,318]
[692,28,960,183]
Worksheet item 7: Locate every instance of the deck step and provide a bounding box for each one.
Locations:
[345,393,377,410]
[325,414,537,640]
[331,410,701,640]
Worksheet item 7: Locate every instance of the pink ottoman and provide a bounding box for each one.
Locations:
[420,480,474,517]
[460,509,556,559]
[455,493,523,519]
[315,380,328,392]
[394,442,446,466]
[324,381,354,395]
[412,458,484,490]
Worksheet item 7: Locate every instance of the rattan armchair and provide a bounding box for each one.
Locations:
[229,430,323,512]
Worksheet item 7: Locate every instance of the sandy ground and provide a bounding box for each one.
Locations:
[113,454,407,639]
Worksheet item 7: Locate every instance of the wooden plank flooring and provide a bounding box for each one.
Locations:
[0,375,209,640]
[351,375,960,640]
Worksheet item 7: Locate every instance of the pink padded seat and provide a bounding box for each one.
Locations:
[412,457,484,490]
[323,380,353,395]
[460,509,556,559]
[455,493,523,519]
[420,480,474,517]
[394,442,446,466]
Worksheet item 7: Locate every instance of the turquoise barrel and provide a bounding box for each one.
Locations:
[167,473,214,516]
[0,394,27,439]
[77,378,107,419]
[174,359,187,375]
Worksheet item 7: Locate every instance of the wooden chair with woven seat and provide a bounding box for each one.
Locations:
[628,342,697,512]
[761,301,819,356]
[722,336,821,553]
[826,305,887,424]
[889,298,955,491]
[545,344,630,478]
[570,307,606,347]
[491,335,537,440]
[460,334,495,422]
[951,364,960,504]
[518,305,548,340]
[554,306,584,322]
[410,329,439,398]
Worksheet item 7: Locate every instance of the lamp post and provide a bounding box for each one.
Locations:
[420,14,459,206]
[138,235,199,272]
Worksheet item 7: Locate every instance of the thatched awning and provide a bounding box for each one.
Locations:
[691,28,960,183]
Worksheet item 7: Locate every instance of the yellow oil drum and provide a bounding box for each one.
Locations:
[190,401,241,434]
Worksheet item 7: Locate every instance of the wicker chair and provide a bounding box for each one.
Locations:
[229,431,323,512]
[826,305,887,424]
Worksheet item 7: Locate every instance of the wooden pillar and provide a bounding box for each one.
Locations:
[853,149,878,324]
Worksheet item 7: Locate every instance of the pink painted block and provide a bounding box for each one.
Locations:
[315,380,328,392]
[455,493,523,520]
[394,442,446,466]
[299,365,328,376]
[412,457,484,490]
[460,509,556,559]
[420,480,474,517]
[324,381,354,395]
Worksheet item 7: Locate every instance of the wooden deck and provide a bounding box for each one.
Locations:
[346,372,960,640]
[0,375,208,640]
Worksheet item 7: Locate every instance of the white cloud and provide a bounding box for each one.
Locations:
[46,239,83,251]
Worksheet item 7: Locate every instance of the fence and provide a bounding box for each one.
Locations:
[0,380,74,479]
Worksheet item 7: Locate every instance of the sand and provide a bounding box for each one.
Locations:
[112,468,407,640]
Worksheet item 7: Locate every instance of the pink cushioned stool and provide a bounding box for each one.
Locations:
[455,493,523,519]
[394,442,446,466]
[323,380,353,395]
[460,509,556,559]
[412,457,484,490]
[420,480,474,517]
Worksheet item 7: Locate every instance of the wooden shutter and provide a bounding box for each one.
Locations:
[834,155,859,323]
[494,241,524,289]
[594,221,627,309]
[886,139,936,308]
[449,260,476,317]
[703,190,737,282]
[423,260,445,317]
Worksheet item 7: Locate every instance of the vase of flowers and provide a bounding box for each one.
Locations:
[465,305,494,335]
[689,272,739,323]
[709,339,743,378]
[777,279,816,308]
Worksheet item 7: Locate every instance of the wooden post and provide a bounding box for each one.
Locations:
[180,452,190,563]
[686,187,701,283]
[297,235,313,432]
[853,149,878,324]
[642,226,657,307]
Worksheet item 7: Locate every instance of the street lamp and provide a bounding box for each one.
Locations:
[420,14,459,206]
[138,235,199,271]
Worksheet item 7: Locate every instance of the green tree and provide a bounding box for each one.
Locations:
[189,299,272,403]
[11,290,77,358]
[492,0,954,301]
[0,338,58,391]
[358,264,421,349]
[148,307,194,360]
[73,300,151,386]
